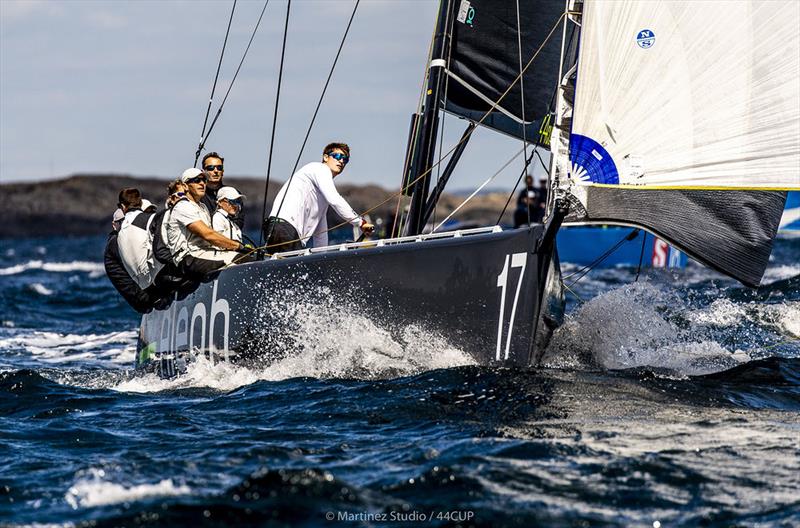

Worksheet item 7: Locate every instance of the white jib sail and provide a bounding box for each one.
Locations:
[569,0,800,190]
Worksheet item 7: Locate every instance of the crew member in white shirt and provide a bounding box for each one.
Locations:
[117,188,162,289]
[166,168,252,279]
[263,142,373,251]
[212,186,244,243]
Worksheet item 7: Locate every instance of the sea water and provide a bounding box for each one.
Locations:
[0,235,798,526]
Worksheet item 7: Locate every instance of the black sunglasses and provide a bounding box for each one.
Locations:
[186,176,207,184]
[204,165,224,171]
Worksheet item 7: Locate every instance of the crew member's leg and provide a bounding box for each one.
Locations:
[263,217,304,252]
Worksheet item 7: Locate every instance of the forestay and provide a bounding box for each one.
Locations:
[569,0,800,189]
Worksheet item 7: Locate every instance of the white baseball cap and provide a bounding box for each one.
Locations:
[180,167,205,183]
[217,186,245,202]
[141,199,156,212]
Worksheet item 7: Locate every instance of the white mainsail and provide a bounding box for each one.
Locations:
[568,0,800,190]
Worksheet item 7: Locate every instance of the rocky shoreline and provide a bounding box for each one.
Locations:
[1,174,515,238]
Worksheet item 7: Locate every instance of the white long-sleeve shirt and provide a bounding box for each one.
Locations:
[269,162,362,247]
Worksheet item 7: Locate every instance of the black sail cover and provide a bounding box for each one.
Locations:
[441,0,564,141]
[566,189,788,287]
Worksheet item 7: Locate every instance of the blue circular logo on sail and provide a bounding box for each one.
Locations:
[569,135,619,184]
[636,29,655,49]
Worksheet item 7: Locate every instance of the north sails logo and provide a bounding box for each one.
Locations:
[636,29,655,48]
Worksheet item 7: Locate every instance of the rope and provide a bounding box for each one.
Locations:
[635,228,647,281]
[514,0,531,226]
[495,149,536,225]
[194,0,271,164]
[562,281,585,303]
[259,0,292,246]
[263,0,360,245]
[563,229,640,287]
[234,10,567,258]
[194,0,237,167]
[433,147,526,232]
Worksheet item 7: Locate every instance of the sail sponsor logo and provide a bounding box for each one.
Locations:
[637,29,656,49]
[457,0,475,27]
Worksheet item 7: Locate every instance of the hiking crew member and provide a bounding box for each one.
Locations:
[263,142,373,251]
[166,168,252,279]
[104,208,162,314]
[212,186,244,243]
[117,188,163,289]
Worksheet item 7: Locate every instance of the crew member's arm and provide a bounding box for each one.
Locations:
[187,221,242,251]
[316,169,374,233]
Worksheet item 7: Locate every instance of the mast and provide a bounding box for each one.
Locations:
[405,0,452,236]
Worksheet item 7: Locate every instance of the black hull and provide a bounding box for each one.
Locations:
[136,226,562,371]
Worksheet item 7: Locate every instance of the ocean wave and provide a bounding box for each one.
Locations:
[543,282,751,375]
[0,330,137,366]
[114,321,476,393]
[29,283,54,296]
[761,264,800,285]
[65,469,190,509]
[0,260,104,276]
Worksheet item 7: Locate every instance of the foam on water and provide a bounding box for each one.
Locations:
[0,260,104,276]
[761,264,800,285]
[0,330,137,366]
[64,469,190,509]
[114,319,475,393]
[686,298,747,326]
[29,283,54,296]
[544,281,749,375]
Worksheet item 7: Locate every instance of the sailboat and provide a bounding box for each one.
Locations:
[135,0,798,377]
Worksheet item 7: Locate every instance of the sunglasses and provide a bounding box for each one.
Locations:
[185,176,207,184]
[204,165,224,172]
[326,152,349,164]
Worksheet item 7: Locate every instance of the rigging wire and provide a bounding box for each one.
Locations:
[495,148,537,226]
[286,0,360,179]
[563,228,640,287]
[230,10,567,259]
[397,2,448,237]
[514,0,531,226]
[194,0,271,165]
[262,0,360,246]
[393,7,437,238]
[634,229,648,281]
[433,147,526,232]
[259,0,292,246]
[194,0,237,167]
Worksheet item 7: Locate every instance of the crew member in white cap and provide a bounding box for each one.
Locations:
[165,168,253,279]
[212,186,244,243]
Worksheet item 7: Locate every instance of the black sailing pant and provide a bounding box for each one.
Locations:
[262,217,304,253]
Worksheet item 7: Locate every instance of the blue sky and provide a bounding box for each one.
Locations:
[0,0,545,190]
